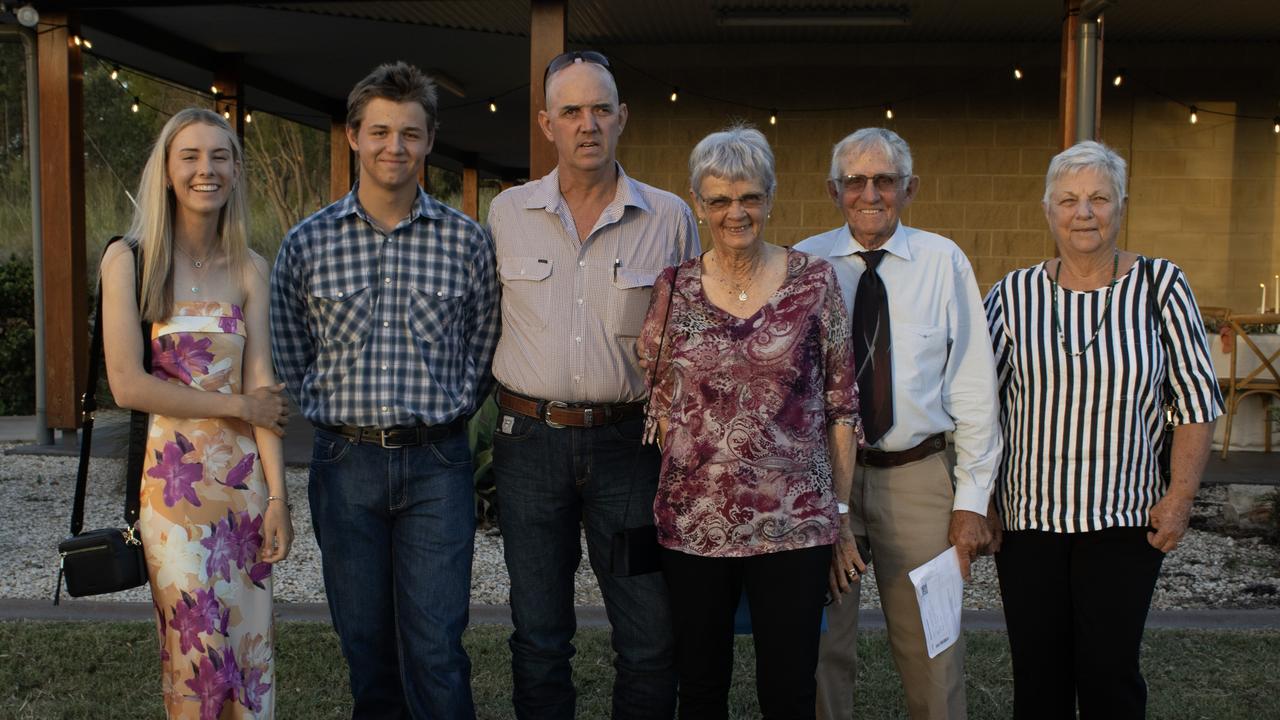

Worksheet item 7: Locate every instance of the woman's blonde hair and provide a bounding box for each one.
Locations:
[129,107,249,322]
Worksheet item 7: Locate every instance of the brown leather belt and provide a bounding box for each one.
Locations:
[497,387,645,429]
[859,433,947,468]
[317,418,465,448]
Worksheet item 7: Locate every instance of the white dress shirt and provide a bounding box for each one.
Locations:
[794,222,1002,515]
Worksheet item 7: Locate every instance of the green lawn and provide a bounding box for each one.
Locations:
[1,623,1276,719]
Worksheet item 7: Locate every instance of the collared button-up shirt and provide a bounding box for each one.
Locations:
[488,165,699,403]
[270,185,499,428]
[794,223,1002,515]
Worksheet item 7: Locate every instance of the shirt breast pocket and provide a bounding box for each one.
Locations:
[309,282,371,345]
[409,283,465,344]
[610,267,661,339]
[893,321,947,391]
[499,256,553,329]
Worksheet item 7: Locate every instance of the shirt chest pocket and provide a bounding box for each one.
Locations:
[609,266,661,338]
[409,282,466,344]
[309,281,372,345]
[892,321,948,391]
[499,256,553,329]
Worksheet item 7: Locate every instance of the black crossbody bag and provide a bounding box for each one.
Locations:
[609,269,677,577]
[53,237,153,603]
[1144,257,1175,485]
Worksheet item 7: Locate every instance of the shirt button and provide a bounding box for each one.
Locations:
[336,291,344,298]
[381,406,389,413]
[436,290,443,297]
[383,321,390,327]
[381,364,388,370]
[578,260,586,267]
[577,298,583,305]
[384,277,391,284]
[575,336,582,343]
[574,375,581,382]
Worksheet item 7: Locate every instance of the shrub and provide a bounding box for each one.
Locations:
[0,252,34,414]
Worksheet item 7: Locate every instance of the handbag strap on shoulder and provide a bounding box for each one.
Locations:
[69,236,152,536]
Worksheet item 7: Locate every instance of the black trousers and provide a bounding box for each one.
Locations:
[661,544,832,720]
[995,526,1165,720]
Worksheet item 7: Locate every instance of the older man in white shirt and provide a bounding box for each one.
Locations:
[795,127,1001,720]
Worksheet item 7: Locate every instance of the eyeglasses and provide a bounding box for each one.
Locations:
[698,193,768,212]
[543,50,610,86]
[831,174,906,194]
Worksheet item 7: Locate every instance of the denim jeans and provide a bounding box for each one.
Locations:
[309,427,477,720]
[493,412,677,720]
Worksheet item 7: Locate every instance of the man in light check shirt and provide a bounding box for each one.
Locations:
[486,51,698,720]
[795,128,1001,720]
[271,62,498,719]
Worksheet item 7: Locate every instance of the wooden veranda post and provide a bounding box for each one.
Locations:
[1059,0,1082,150]
[37,11,87,431]
[529,0,566,179]
[213,56,245,140]
[329,117,352,201]
[462,165,479,220]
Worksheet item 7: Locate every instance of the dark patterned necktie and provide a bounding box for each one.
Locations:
[852,250,894,444]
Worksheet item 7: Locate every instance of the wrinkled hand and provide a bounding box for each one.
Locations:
[260,500,294,564]
[242,383,290,436]
[981,497,1003,556]
[1147,493,1194,553]
[634,337,652,371]
[828,517,867,603]
[948,510,991,582]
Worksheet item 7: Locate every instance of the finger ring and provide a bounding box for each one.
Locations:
[845,568,858,579]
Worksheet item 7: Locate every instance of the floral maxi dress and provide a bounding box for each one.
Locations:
[138,301,275,719]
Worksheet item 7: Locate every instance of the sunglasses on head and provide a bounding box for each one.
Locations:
[543,50,611,86]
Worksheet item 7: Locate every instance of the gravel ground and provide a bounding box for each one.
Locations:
[4,443,1278,610]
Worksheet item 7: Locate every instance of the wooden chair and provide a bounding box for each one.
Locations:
[1220,313,1280,458]
[1200,306,1232,326]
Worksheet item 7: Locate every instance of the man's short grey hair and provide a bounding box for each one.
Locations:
[829,127,913,180]
[688,124,777,197]
[1043,140,1127,206]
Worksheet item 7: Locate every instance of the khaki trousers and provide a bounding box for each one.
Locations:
[815,452,966,720]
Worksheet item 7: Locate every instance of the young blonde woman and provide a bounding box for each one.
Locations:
[100,108,293,718]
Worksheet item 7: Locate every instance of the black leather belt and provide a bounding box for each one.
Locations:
[859,433,947,468]
[317,418,466,448]
[497,387,645,429]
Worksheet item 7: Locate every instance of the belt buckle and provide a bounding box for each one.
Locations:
[543,400,568,429]
[379,429,410,449]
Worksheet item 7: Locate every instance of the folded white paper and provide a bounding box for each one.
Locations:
[907,546,964,659]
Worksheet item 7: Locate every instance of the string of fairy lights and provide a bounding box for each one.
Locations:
[63,30,1280,138]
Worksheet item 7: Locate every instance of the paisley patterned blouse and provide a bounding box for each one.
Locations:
[638,250,863,558]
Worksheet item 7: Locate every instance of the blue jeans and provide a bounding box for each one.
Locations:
[493,412,677,720]
[309,427,476,720]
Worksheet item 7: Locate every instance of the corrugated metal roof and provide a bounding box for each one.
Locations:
[260,1,530,37]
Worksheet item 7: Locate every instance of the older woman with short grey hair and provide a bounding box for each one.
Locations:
[984,140,1222,718]
[637,124,862,718]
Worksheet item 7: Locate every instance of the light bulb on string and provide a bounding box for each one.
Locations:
[670,87,678,103]
[1189,106,1198,124]
[885,105,894,120]
[769,109,777,126]
[72,35,81,47]
[1273,117,1279,134]
[110,66,119,81]
[244,110,253,124]
[131,97,140,113]
[488,98,497,113]
[211,85,220,95]
[82,38,92,49]
[1112,68,1125,87]
[222,107,231,120]
[1013,66,1023,80]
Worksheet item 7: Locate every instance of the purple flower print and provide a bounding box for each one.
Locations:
[213,645,243,698]
[248,561,273,589]
[217,304,244,335]
[222,452,256,489]
[185,654,232,720]
[240,664,271,713]
[152,333,214,384]
[148,432,203,508]
[170,588,227,655]
[201,511,263,581]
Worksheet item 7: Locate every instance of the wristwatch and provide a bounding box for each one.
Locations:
[837,502,850,515]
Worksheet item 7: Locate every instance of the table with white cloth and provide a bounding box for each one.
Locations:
[1210,332,1280,452]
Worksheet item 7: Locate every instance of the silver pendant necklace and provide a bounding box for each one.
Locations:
[175,244,211,295]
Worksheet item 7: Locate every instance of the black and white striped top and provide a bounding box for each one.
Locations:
[984,257,1223,533]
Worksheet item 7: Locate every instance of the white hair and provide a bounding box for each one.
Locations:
[1043,140,1127,207]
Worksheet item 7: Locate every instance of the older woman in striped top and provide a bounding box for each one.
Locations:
[983,140,1222,719]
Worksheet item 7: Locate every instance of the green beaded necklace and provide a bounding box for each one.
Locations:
[1049,248,1119,357]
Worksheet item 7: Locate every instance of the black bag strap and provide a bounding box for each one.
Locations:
[1143,257,1176,423]
[69,236,152,535]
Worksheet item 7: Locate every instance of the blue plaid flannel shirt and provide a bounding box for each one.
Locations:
[270,185,499,428]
